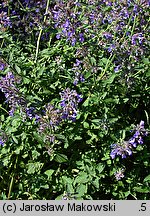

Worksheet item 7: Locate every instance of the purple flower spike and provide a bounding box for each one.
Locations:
[59,88,82,121]
[0,72,27,116]
[129,120,148,147]
[110,141,132,159]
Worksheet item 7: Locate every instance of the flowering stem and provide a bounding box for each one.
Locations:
[17,0,24,9]
[130,15,137,37]
[0,39,5,49]
[119,11,134,44]
[35,0,50,63]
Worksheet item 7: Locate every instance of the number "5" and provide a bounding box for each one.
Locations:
[141,203,146,211]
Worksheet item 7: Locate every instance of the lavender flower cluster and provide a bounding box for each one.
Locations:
[0,71,39,121]
[48,0,149,81]
[0,0,49,40]
[0,71,26,116]
[36,88,83,146]
[0,68,82,123]
[111,121,149,180]
[72,59,85,86]
[110,121,148,160]
[110,141,132,159]
[38,104,61,131]
[1,0,149,75]
[52,1,85,46]
[0,70,82,148]
[37,104,61,143]
[60,88,83,121]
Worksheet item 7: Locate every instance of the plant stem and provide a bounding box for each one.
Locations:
[0,105,9,114]
[35,0,50,63]
[98,53,116,81]
[8,176,14,200]
[8,156,18,199]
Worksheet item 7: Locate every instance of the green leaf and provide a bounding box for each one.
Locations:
[1,115,5,122]
[44,169,55,178]
[83,97,90,107]
[15,64,21,73]
[11,118,21,128]
[85,165,96,177]
[33,132,44,144]
[146,70,150,77]
[143,57,149,65]
[109,118,119,123]
[101,58,108,64]
[133,187,149,193]
[76,184,87,196]
[54,153,68,163]
[74,136,82,140]
[91,119,101,123]
[83,122,89,128]
[92,178,99,189]
[74,172,89,184]
[12,135,18,144]
[55,134,67,141]
[103,73,117,85]
[96,163,105,174]
[143,175,150,182]
[14,145,23,154]
[27,162,43,174]
[90,57,96,66]
[32,150,40,160]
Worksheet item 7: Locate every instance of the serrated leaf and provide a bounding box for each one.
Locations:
[33,132,44,144]
[104,73,117,85]
[96,163,105,174]
[143,175,150,182]
[90,57,96,66]
[76,184,87,196]
[83,122,89,128]
[54,153,68,163]
[83,97,90,107]
[74,172,89,184]
[15,64,21,73]
[133,187,149,193]
[44,169,55,178]
[27,162,43,174]
[92,178,99,189]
